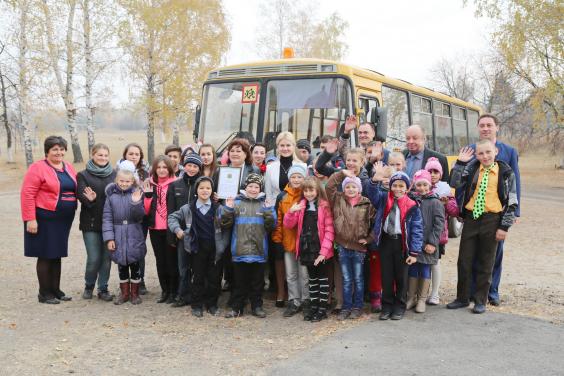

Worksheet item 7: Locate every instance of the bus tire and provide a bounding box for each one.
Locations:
[448,216,463,238]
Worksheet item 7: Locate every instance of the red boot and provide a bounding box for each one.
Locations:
[114,281,130,305]
[130,281,142,305]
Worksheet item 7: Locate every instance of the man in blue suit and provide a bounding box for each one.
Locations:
[468,113,521,306]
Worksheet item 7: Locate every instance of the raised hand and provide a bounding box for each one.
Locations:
[132,189,142,202]
[344,115,357,134]
[225,198,235,208]
[289,202,304,213]
[372,161,386,182]
[457,146,475,163]
[325,138,339,154]
[142,179,153,193]
[83,186,97,202]
[342,169,355,178]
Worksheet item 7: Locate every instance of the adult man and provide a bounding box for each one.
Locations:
[403,124,449,182]
[470,113,521,306]
[296,139,314,165]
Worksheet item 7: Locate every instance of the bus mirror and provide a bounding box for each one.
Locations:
[193,105,201,142]
[371,107,388,140]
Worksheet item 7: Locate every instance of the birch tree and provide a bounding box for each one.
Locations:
[40,0,83,163]
[0,46,15,163]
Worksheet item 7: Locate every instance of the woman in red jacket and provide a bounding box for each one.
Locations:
[21,136,78,304]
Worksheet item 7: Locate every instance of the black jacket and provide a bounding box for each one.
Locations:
[165,173,200,245]
[403,147,450,182]
[77,169,116,232]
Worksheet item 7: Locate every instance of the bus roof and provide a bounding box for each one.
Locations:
[206,58,481,112]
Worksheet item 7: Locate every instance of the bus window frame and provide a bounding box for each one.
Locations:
[433,99,454,155]
[410,93,436,150]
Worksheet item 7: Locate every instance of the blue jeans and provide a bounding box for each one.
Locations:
[177,246,192,302]
[408,263,431,279]
[82,231,111,291]
[338,246,365,310]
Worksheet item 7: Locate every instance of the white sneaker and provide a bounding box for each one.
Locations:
[427,295,440,305]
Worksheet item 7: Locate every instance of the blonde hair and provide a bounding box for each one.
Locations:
[388,151,406,163]
[91,143,110,156]
[276,131,300,161]
[346,147,366,160]
[302,176,328,202]
[115,169,137,186]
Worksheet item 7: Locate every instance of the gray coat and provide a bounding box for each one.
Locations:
[168,201,230,263]
[416,193,445,265]
[102,183,147,265]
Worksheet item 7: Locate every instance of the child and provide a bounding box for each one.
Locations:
[367,164,394,313]
[447,140,517,314]
[165,145,183,177]
[364,168,423,320]
[315,140,369,184]
[425,157,459,305]
[102,161,147,305]
[284,176,335,322]
[199,144,217,178]
[219,173,276,318]
[326,170,375,320]
[387,152,406,172]
[166,153,203,307]
[168,176,229,317]
[272,165,309,317]
[143,155,178,304]
[405,170,445,313]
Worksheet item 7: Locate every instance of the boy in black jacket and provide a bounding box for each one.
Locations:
[447,140,518,314]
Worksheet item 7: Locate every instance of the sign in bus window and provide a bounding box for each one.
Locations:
[242,84,259,104]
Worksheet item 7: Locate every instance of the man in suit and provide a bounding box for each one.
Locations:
[403,124,450,182]
[469,113,521,306]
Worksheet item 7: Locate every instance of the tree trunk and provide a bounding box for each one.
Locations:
[83,0,95,153]
[18,0,34,167]
[172,115,180,146]
[145,31,157,164]
[0,66,14,163]
[42,0,83,163]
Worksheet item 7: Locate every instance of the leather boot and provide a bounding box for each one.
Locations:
[130,281,142,305]
[114,281,130,305]
[405,277,419,310]
[415,279,431,313]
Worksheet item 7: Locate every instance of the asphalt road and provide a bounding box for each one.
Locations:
[269,307,563,376]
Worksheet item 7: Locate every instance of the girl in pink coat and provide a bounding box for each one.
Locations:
[424,157,459,305]
[284,176,335,322]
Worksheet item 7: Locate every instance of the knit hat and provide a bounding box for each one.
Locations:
[287,164,307,179]
[296,139,311,153]
[244,173,264,189]
[182,152,203,168]
[424,157,443,177]
[194,176,214,192]
[342,176,362,192]
[118,160,136,173]
[413,169,432,186]
[389,171,410,189]
[265,155,277,164]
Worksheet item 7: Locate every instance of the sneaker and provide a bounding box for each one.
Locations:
[252,307,267,318]
[337,309,351,321]
[82,287,94,300]
[446,300,470,309]
[224,309,242,318]
[207,306,220,316]
[472,303,486,314]
[349,308,363,319]
[427,295,440,305]
[390,307,405,320]
[311,311,327,322]
[488,299,501,306]
[192,307,203,318]
[379,310,391,320]
[97,290,114,302]
[283,301,301,318]
[303,309,316,321]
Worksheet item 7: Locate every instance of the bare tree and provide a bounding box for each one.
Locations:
[431,57,475,102]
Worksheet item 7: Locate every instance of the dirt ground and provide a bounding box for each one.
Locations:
[1,141,563,375]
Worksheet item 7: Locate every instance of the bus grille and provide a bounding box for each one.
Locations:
[208,64,335,78]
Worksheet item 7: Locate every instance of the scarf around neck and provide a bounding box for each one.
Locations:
[86,159,114,178]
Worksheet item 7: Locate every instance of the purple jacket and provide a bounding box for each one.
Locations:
[102,183,147,265]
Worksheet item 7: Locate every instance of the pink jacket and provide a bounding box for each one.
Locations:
[144,176,176,230]
[283,198,335,260]
[440,195,459,245]
[21,159,77,221]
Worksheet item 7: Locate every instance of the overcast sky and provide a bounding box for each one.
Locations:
[223,0,492,89]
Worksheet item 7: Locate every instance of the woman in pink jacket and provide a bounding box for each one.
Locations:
[21,136,78,304]
[284,176,335,322]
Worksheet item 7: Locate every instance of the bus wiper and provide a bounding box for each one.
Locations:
[216,131,238,157]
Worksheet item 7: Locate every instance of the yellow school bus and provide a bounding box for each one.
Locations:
[194,56,482,161]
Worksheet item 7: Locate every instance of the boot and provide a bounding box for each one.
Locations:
[130,281,142,305]
[405,277,419,310]
[114,281,130,305]
[415,279,431,313]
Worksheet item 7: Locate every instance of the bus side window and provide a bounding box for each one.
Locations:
[434,100,454,155]
[453,107,468,152]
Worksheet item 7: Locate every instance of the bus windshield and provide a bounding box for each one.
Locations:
[263,77,352,152]
[199,81,261,147]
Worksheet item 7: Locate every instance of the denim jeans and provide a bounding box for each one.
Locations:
[82,231,111,291]
[338,246,365,310]
[177,244,192,302]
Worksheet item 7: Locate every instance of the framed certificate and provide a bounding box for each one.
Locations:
[217,166,243,199]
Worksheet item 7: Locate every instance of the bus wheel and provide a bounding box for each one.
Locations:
[448,217,463,238]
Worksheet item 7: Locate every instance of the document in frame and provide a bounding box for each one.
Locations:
[217,166,243,199]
